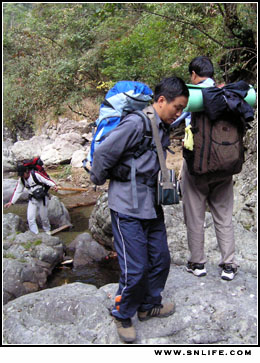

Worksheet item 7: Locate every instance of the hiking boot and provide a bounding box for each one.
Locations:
[138,303,175,322]
[221,264,238,281]
[186,262,207,277]
[113,317,136,343]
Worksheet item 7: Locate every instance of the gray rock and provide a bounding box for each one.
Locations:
[3,265,257,345]
[3,283,118,345]
[164,204,257,273]
[41,132,86,166]
[71,149,90,168]
[66,232,93,254]
[3,213,27,239]
[89,193,113,249]
[233,119,257,232]
[70,232,109,267]
[11,135,51,162]
[3,231,65,304]
[46,195,72,228]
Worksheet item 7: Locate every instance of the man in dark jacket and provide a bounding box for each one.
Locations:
[90,77,188,343]
[181,56,239,281]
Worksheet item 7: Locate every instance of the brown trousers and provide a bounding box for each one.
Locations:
[181,159,237,267]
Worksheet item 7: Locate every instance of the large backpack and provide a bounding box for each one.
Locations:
[183,112,247,177]
[83,80,153,169]
[20,157,51,196]
[183,81,255,177]
[22,157,49,178]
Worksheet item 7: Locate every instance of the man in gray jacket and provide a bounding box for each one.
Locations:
[90,77,188,343]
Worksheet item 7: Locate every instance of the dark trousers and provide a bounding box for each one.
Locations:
[110,209,171,320]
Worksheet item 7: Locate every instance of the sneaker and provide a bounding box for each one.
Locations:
[113,317,136,343]
[138,303,175,322]
[221,264,238,281]
[186,262,207,277]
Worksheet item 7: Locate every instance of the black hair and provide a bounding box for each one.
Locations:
[188,56,214,78]
[154,76,189,103]
[17,164,28,176]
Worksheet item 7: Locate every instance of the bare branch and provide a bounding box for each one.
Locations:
[68,105,88,118]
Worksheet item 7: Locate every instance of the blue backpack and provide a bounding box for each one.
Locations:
[83,81,153,170]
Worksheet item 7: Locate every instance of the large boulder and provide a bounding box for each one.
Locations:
[41,132,87,166]
[2,264,257,345]
[233,120,257,232]
[71,149,89,168]
[67,232,109,267]
[11,136,52,162]
[3,213,27,239]
[3,231,65,304]
[46,195,72,229]
[40,117,91,140]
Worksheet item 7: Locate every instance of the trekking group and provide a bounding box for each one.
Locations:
[4,56,255,344]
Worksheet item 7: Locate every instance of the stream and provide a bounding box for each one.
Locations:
[45,197,120,289]
[3,172,120,289]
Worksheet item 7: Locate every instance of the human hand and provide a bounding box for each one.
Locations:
[4,202,12,208]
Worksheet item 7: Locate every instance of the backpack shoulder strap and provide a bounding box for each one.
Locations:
[124,110,154,209]
[31,169,42,185]
[131,110,153,158]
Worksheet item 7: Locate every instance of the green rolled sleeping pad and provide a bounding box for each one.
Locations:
[184,84,256,112]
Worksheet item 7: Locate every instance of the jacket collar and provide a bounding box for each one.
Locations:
[198,78,215,87]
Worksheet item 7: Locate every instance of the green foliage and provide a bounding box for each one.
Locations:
[3,3,33,31]
[3,3,257,137]
[3,253,16,259]
[58,165,72,179]
[21,240,42,250]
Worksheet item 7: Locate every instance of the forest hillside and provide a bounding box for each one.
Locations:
[3,3,257,140]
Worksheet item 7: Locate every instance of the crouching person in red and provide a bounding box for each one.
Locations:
[90,77,189,343]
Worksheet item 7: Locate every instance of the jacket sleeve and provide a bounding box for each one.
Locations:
[34,172,57,187]
[90,114,144,185]
[9,178,25,205]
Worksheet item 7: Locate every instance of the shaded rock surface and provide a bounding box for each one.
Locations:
[3,264,257,345]
[89,193,113,249]
[3,213,27,239]
[67,232,109,268]
[45,195,72,228]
